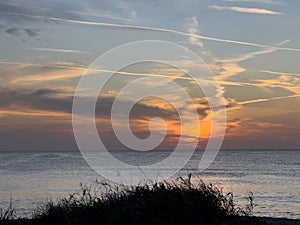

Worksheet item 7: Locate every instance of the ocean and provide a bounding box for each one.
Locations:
[0,150,299,219]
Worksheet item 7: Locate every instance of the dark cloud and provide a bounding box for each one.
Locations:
[0,1,82,22]
[5,27,19,35]
[0,0,142,39]
[0,1,83,39]
[0,87,211,151]
[0,88,72,113]
[0,87,209,119]
[32,88,58,96]
[5,27,38,37]
[24,28,37,37]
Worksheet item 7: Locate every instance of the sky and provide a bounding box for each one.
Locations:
[0,0,300,151]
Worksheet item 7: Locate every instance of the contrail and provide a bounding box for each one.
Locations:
[260,70,300,76]
[4,12,300,52]
[0,61,191,82]
[239,94,300,105]
[49,17,300,52]
[0,61,86,70]
[1,61,294,88]
[25,47,90,54]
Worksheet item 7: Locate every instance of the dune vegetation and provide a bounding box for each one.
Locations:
[0,175,261,225]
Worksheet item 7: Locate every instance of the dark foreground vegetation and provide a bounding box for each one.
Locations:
[1,176,264,225]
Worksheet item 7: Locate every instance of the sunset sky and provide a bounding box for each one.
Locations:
[1,0,300,151]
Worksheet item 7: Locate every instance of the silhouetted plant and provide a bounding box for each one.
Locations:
[0,195,15,221]
[29,175,258,225]
[246,191,254,216]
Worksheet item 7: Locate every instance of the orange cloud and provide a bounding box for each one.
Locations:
[0,107,71,118]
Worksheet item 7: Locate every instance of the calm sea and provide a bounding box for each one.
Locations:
[0,150,299,219]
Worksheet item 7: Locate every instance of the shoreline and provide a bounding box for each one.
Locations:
[2,217,300,225]
[258,217,300,225]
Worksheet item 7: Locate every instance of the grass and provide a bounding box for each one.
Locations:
[0,195,15,222]
[0,175,262,225]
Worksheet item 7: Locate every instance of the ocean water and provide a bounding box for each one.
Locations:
[0,150,299,219]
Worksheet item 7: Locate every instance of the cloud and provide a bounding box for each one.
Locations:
[26,48,90,54]
[0,86,211,150]
[0,86,209,122]
[0,88,72,114]
[214,39,290,81]
[2,9,299,52]
[238,94,300,105]
[215,63,246,81]
[5,27,39,37]
[251,72,300,98]
[117,0,137,20]
[215,46,278,81]
[31,88,61,97]
[64,10,137,23]
[0,1,82,22]
[4,8,295,52]
[0,59,226,145]
[209,5,282,15]
[223,0,284,5]
[218,46,282,64]
[5,27,19,35]
[24,28,38,37]
[222,97,300,149]
[0,1,83,40]
[185,16,204,49]
[260,70,300,77]
[0,61,86,85]
[180,13,295,129]
[0,61,207,85]
[0,0,140,41]
[47,17,300,53]
[0,60,275,91]
[218,62,300,107]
